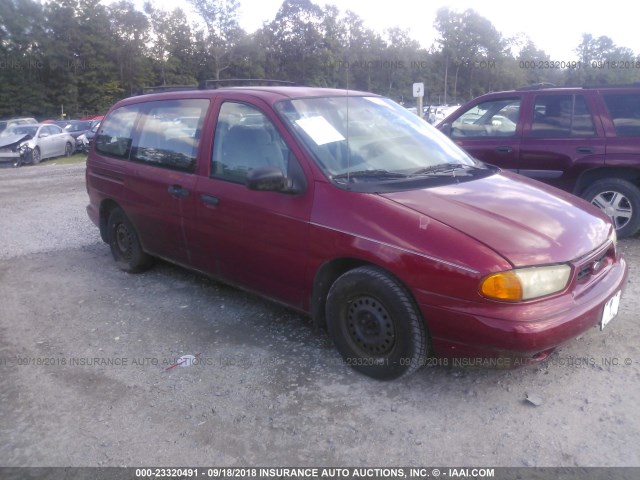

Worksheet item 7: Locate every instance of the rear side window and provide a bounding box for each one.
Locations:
[95,105,141,159]
[530,95,595,137]
[131,99,209,172]
[451,98,521,138]
[603,93,640,137]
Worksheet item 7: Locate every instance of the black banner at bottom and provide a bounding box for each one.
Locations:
[0,467,638,480]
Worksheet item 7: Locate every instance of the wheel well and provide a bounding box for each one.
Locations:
[309,258,423,329]
[98,199,120,243]
[575,167,640,196]
[310,258,369,328]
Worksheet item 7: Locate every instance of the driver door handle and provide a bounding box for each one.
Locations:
[200,194,219,206]
[496,146,513,153]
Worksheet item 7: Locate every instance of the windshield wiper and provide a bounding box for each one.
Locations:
[410,163,478,177]
[332,169,409,181]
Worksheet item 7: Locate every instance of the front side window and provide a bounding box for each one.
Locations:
[95,105,141,159]
[530,94,595,137]
[451,98,521,138]
[603,93,640,137]
[131,99,209,172]
[211,102,289,183]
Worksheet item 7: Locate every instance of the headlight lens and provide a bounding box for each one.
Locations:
[480,264,571,301]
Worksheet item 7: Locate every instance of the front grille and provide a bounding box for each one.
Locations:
[576,251,608,281]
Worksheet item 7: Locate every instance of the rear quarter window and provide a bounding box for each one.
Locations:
[95,105,141,159]
[131,99,209,172]
[603,93,640,137]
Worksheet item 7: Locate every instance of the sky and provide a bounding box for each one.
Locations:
[237,0,638,59]
[124,0,639,61]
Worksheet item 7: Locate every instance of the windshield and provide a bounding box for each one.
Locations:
[1,125,38,137]
[275,96,487,190]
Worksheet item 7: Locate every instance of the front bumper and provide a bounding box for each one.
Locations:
[417,255,628,364]
[0,151,21,162]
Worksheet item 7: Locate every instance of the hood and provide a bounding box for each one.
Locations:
[0,134,31,149]
[380,172,611,267]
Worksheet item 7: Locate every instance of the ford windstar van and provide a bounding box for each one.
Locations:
[86,86,627,379]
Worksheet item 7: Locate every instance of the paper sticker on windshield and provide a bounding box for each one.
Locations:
[295,116,345,145]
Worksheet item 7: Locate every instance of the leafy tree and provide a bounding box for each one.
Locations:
[190,0,243,81]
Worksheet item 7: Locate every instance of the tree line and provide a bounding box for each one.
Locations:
[1,0,639,119]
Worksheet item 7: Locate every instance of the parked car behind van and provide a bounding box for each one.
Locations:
[86,86,627,380]
[438,84,640,238]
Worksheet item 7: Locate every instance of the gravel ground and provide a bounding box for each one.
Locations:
[1,163,639,467]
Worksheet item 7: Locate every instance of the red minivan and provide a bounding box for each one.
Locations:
[86,86,628,380]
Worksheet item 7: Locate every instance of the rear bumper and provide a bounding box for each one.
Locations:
[87,203,100,228]
[416,257,628,363]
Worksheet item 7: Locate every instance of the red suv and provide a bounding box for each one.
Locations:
[438,85,640,238]
[86,86,627,379]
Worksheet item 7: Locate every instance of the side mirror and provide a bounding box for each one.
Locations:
[246,166,289,192]
[439,123,452,137]
[39,133,49,138]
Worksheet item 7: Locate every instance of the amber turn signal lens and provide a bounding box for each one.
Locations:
[480,271,523,301]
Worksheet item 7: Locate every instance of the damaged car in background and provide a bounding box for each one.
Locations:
[0,123,75,166]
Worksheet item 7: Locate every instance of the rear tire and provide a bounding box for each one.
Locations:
[107,207,153,273]
[326,266,428,380]
[582,178,640,238]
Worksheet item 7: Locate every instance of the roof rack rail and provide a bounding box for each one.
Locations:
[582,81,640,88]
[201,79,297,89]
[140,85,198,94]
[516,82,557,91]
[138,79,297,95]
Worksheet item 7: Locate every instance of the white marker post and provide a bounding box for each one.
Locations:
[413,82,424,118]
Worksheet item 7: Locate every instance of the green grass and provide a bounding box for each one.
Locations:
[40,153,87,166]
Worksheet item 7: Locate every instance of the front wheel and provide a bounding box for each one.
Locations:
[31,147,41,165]
[64,142,73,157]
[582,178,640,238]
[326,266,428,380]
[107,207,153,273]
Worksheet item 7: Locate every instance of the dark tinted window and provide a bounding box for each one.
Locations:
[96,105,141,159]
[603,93,640,137]
[212,102,289,183]
[451,98,521,138]
[530,95,595,137]
[131,99,209,172]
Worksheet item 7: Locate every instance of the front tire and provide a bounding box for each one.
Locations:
[326,266,428,380]
[107,207,153,273]
[65,142,73,157]
[582,178,640,238]
[31,147,41,165]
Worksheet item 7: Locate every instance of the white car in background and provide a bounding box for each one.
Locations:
[0,123,75,165]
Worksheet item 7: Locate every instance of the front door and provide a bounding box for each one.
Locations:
[190,99,313,307]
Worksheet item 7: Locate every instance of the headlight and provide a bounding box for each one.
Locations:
[480,264,571,302]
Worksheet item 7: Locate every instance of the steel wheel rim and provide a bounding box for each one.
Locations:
[346,296,396,356]
[115,224,133,259]
[591,191,632,230]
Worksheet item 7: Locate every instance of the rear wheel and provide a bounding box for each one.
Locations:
[582,178,640,238]
[326,266,428,380]
[107,207,153,273]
